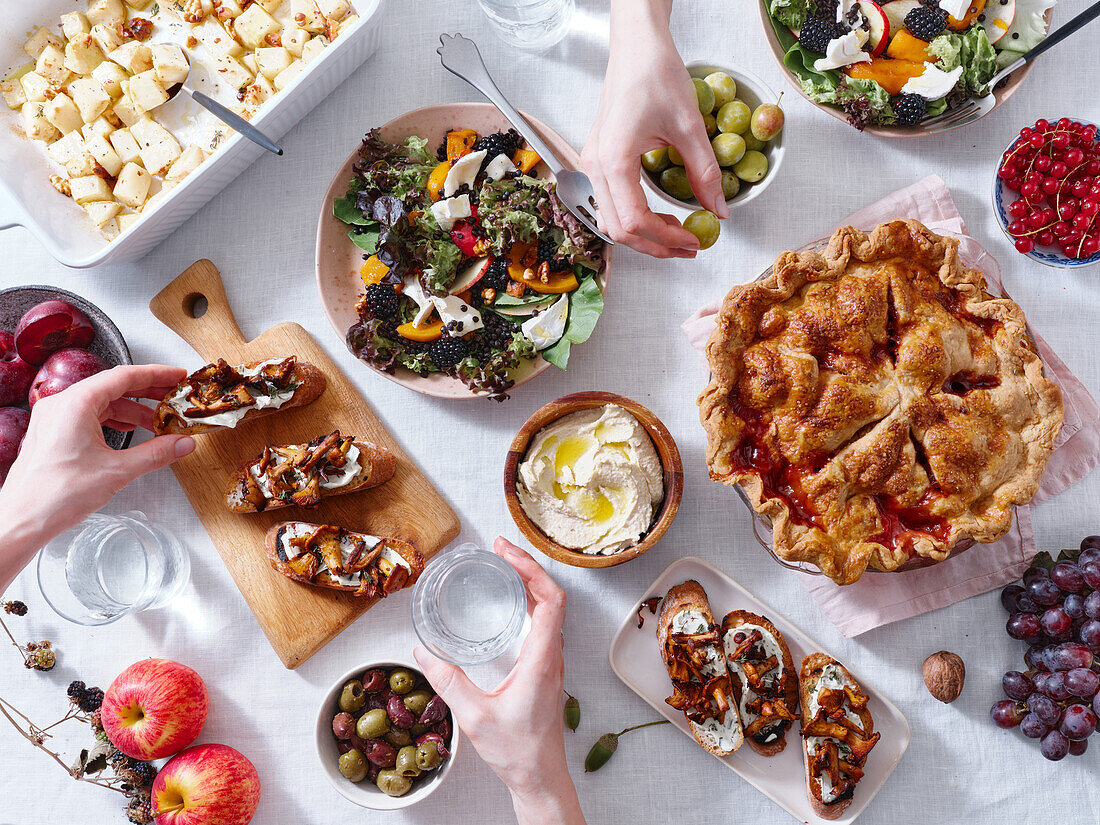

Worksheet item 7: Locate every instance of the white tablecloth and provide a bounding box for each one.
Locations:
[3,1,1100,822]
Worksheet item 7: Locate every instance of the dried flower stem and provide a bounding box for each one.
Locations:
[0,612,30,666]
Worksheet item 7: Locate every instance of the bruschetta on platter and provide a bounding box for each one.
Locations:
[265,521,423,599]
[798,653,881,820]
[722,610,799,756]
[657,580,743,756]
[225,431,395,513]
[153,356,325,435]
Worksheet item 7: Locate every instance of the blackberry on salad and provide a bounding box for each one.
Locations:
[334,128,605,401]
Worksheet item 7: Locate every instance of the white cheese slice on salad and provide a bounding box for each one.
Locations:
[937,0,972,19]
[430,194,471,232]
[484,152,517,181]
[430,293,484,334]
[402,273,436,326]
[813,29,872,72]
[901,62,964,99]
[443,149,487,197]
[520,293,569,350]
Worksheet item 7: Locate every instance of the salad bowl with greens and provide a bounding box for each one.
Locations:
[759,0,1054,134]
[316,104,608,401]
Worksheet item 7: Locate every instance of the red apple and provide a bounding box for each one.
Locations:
[0,407,30,485]
[15,300,95,365]
[858,0,890,57]
[449,255,491,295]
[0,331,36,405]
[28,347,108,408]
[102,659,208,761]
[152,744,260,825]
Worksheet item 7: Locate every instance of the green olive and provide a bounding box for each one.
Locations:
[375,768,413,798]
[683,210,721,250]
[338,749,368,783]
[702,112,718,138]
[711,133,746,168]
[666,145,684,166]
[384,727,412,748]
[733,150,769,183]
[395,745,421,778]
[356,708,390,740]
[338,680,366,713]
[720,170,741,200]
[716,100,751,135]
[659,166,693,201]
[704,72,738,110]
[416,741,442,771]
[388,668,416,696]
[692,77,715,114]
[640,147,669,174]
[403,690,432,717]
[410,722,428,738]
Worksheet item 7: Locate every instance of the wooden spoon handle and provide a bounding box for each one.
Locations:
[149,259,247,361]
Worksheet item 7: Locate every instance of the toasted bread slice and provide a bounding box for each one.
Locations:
[265,521,424,598]
[153,357,326,435]
[798,653,879,820]
[657,580,744,756]
[225,437,396,513]
[721,610,799,756]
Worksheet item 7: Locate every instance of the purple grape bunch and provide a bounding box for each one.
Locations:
[991,536,1100,760]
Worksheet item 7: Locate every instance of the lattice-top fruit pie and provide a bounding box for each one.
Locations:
[698,220,1064,585]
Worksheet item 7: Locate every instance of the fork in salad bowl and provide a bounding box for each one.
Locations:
[436,33,614,246]
[924,0,1100,134]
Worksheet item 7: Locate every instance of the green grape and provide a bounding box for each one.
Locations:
[703,72,738,110]
[692,78,715,115]
[667,145,684,166]
[711,133,746,167]
[641,147,669,173]
[720,170,741,200]
[659,166,694,201]
[716,100,751,134]
[750,102,784,141]
[683,210,720,250]
[702,112,718,137]
[733,150,768,182]
[741,131,765,152]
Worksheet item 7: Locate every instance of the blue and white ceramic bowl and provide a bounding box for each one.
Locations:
[992,119,1100,269]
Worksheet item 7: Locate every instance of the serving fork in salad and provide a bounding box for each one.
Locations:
[436,33,614,246]
[924,0,1100,133]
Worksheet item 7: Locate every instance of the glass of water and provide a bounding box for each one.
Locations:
[476,0,576,51]
[411,543,528,666]
[37,510,190,626]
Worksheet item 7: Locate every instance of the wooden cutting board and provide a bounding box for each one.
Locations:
[150,260,460,669]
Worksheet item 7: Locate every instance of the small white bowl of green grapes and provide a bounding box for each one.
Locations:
[640,62,786,225]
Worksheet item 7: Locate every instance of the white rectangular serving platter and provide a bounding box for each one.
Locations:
[608,556,910,824]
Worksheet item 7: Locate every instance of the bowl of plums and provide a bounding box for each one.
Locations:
[316,660,458,810]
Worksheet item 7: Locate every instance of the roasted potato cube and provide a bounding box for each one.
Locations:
[91,61,129,98]
[86,0,126,27]
[61,12,93,41]
[69,77,112,123]
[301,36,328,65]
[44,93,84,135]
[273,60,305,92]
[19,72,51,103]
[192,19,243,58]
[109,42,153,74]
[109,127,142,163]
[130,119,181,175]
[165,145,205,183]
[0,78,26,110]
[62,36,104,76]
[291,0,326,33]
[116,211,141,233]
[338,14,360,36]
[113,162,152,207]
[256,0,285,13]
[151,44,189,86]
[214,55,253,90]
[47,131,88,166]
[235,3,281,49]
[24,27,64,60]
[241,53,259,74]
[36,44,71,86]
[112,93,145,127]
[125,0,154,8]
[81,116,116,141]
[90,23,125,55]
[70,174,112,204]
[65,151,98,177]
[86,133,123,176]
[317,0,351,20]
[82,199,122,228]
[255,47,292,80]
[282,27,308,57]
[21,102,60,142]
[128,70,168,113]
[242,72,274,107]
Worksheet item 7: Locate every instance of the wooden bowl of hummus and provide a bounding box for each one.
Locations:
[504,392,683,568]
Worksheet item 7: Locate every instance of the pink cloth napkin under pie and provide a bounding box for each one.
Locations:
[682,175,1100,637]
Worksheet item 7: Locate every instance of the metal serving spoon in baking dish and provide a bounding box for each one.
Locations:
[163,51,283,156]
[436,32,614,246]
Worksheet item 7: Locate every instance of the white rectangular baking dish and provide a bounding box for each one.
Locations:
[0,0,384,268]
[609,556,910,824]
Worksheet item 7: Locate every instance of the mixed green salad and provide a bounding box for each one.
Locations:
[334,128,605,400]
[765,0,1054,129]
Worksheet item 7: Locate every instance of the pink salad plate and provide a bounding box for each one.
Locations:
[315,102,612,399]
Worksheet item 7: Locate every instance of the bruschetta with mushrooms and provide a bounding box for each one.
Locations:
[265,522,424,599]
[153,356,325,435]
[722,610,799,756]
[798,653,881,820]
[225,431,395,513]
[657,580,743,756]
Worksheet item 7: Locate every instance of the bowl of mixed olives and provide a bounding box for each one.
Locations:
[641,61,786,215]
[316,660,457,809]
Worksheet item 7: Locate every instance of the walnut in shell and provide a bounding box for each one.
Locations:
[923,651,965,703]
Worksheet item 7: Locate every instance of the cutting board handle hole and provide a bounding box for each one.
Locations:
[183,292,208,319]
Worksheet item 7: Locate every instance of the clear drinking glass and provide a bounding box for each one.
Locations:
[475,0,576,51]
[411,543,527,666]
[37,510,190,626]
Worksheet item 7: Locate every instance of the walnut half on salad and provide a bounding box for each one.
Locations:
[334,127,605,400]
[764,0,1054,129]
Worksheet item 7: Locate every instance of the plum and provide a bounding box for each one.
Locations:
[0,331,36,406]
[28,348,108,408]
[15,300,95,366]
[0,407,30,485]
